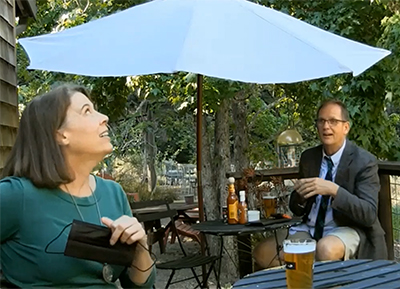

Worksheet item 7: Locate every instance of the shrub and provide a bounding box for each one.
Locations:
[142,186,178,203]
[117,175,178,203]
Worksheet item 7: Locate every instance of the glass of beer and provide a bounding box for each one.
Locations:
[283,239,316,289]
[262,196,277,218]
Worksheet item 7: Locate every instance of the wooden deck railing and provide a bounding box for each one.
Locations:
[226,161,400,260]
[378,161,400,259]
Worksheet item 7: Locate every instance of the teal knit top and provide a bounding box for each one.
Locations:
[0,176,155,288]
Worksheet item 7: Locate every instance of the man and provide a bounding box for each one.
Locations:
[254,100,387,268]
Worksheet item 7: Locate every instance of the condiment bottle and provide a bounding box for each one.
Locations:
[238,190,248,224]
[227,177,238,224]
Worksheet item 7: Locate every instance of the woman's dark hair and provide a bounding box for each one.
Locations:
[2,84,90,188]
[316,99,350,121]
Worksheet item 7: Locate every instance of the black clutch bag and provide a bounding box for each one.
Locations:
[64,219,136,266]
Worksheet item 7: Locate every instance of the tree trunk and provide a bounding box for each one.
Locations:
[201,114,223,284]
[214,98,239,283]
[202,115,218,221]
[141,100,157,194]
[232,94,257,210]
[232,95,254,276]
[142,102,149,186]
[233,95,250,171]
[214,98,230,223]
[146,108,157,194]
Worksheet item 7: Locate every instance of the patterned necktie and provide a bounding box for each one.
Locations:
[313,156,334,241]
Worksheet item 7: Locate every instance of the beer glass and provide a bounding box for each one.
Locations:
[262,196,277,218]
[283,239,316,289]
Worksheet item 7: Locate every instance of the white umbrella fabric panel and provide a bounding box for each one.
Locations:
[19,0,390,83]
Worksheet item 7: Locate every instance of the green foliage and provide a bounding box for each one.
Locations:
[202,78,249,113]
[379,10,400,109]
[247,95,288,165]
[125,73,198,163]
[117,176,178,203]
[253,0,400,161]
[139,186,178,203]
[392,205,400,242]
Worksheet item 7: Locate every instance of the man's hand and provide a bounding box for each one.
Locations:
[294,177,339,199]
[101,215,147,247]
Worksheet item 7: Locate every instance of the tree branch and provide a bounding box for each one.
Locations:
[248,95,287,129]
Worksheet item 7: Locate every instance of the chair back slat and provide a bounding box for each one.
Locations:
[170,216,189,257]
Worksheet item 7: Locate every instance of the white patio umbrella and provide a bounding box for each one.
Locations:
[19,0,390,222]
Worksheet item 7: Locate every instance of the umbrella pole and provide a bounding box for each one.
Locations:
[196,74,208,286]
[196,74,204,223]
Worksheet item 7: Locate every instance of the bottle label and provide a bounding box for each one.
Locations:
[229,202,238,221]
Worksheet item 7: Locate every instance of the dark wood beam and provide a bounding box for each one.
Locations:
[226,161,400,180]
[226,167,299,180]
[378,161,400,176]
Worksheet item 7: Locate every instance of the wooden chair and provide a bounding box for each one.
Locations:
[132,200,219,288]
[130,200,174,254]
[170,219,202,245]
[157,203,219,289]
[166,207,201,245]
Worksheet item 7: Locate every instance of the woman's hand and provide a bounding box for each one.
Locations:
[101,215,154,285]
[101,215,147,246]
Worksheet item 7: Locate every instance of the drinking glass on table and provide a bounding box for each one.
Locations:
[262,196,277,218]
[283,239,316,289]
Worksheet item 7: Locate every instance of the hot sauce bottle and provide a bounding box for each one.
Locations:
[227,177,239,224]
[238,190,248,224]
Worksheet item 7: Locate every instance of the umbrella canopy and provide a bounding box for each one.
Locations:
[18,0,391,223]
[19,0,390,83]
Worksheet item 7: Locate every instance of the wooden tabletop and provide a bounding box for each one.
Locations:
[232,259,400,289]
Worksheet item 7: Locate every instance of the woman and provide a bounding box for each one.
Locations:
[0,85,155,288]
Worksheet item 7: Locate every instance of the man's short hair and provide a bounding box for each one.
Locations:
[316,99,350,122]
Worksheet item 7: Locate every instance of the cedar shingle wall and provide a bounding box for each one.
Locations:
[0,0,18,174]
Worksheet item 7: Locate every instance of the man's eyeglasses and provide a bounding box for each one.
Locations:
[316,118,347,127]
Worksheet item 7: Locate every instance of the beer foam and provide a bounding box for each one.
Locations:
[283,243,316,254]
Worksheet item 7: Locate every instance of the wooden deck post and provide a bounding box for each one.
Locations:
[379,173,394,260]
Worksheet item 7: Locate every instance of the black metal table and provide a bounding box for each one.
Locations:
[192,218,301,236]
[192,218,302,288]
[232,259,400,289]
[132,201,198,253]
[132,201,198,216]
